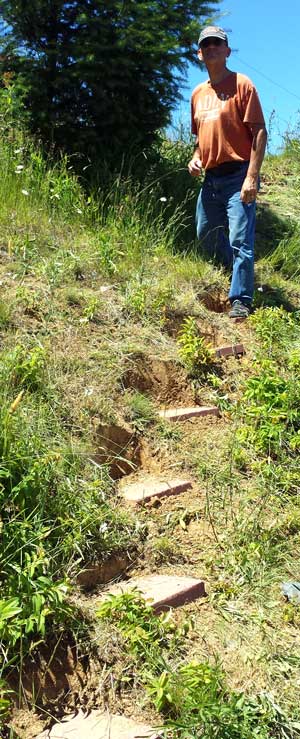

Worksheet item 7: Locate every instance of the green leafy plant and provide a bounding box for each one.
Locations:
[249,306,299,356]
[0,676,12,726]
[177,316,215,377]
[148,661,294,739]
[5,343,46,391]
[239,359,300,454]
[125,284,147,316]
[80,296,100,323]
[97,591,186,665]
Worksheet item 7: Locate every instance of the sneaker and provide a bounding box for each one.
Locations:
[228,299,250,319]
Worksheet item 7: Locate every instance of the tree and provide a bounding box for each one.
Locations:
[0,0,219,163]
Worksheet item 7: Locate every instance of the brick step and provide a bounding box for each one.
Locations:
[159,405,219,422]
[102,574,206,613]
[214,342,245,358]
[37,710,161,738]
[119,475,192,505]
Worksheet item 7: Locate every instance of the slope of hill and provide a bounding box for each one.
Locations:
[1,110,300,738]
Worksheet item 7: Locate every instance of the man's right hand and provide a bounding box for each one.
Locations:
[188,157,203,176]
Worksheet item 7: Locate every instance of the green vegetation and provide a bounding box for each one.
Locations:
[0,0,218,164]
[98,593,296,739]
[125,391,157,432]
[177,316,216,377]
[1,78,300,739]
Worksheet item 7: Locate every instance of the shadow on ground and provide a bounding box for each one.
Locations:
[253,283,299,312]
[255,202,296,259]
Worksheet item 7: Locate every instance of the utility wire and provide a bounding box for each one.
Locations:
[235,55,300,104]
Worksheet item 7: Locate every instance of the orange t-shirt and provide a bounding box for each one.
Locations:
[191,72,265,170]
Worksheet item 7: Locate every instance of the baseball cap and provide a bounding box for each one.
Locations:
[198,26,228,47]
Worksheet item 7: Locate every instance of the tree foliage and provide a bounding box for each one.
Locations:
[0,0,218,162]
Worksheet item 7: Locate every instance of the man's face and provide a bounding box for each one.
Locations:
[197,38,231,65]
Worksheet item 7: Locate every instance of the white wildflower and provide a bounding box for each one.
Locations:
[99,522,108,534]
[159,196,167,202]
[15,164,24,173]
[76,208,83,214]
[21,189,29,196]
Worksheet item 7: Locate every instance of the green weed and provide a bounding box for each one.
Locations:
[15,286,49,319]
[97,591,186,666]
[1,343,46,392]
[98,588,296,739]
[149,661,294,738]
[150,536,184,565]
[177,317,215,377]
[81,296,101,323]
[0,300,12,328]
[124,391,157,432]
[239,359,300,454]
[124,280,174,325]
[0,677,11,725]
[250,306,299,357]
[156,420,183,442]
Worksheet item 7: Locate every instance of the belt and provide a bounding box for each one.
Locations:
[206,160,249,177]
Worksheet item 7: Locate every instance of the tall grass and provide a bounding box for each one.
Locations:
[1,77,300,734]
[0,82,206,729]
[268,228,300,278]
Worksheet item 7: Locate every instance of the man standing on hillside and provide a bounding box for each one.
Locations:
[188,26,267,318]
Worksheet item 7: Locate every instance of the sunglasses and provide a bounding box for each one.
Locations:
[200,37,224,48]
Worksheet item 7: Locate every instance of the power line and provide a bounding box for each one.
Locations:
[235,55,300,104]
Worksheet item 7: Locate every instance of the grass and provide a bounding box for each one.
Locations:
[1,81,300,737]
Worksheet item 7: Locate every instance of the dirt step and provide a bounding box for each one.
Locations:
[119,475,193,505]
[37,710,161,738]
[159,405,219,422]
[101,574,206,612]
[215,342,245,358]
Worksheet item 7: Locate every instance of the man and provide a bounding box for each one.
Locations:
[188,26,267,318]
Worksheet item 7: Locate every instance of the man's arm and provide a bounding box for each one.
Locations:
[240,124,267,204]
[188,141,203,176]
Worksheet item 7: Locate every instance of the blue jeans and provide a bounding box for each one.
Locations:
[196,163,256,304]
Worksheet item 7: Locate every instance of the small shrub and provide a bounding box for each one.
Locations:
[124,281,174,325]
[177,316,215,377]
[15,286,48,319]
[239,359,300,454]
[81,296,101,323]
[249,306,299,356]
[97,591,185,664]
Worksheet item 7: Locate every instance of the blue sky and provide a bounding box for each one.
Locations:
[174,0,300,153]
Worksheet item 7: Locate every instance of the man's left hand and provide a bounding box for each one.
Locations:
[240,175,258,204]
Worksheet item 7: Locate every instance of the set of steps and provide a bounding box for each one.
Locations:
[38,711,161,738]
[37,342,245,739]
